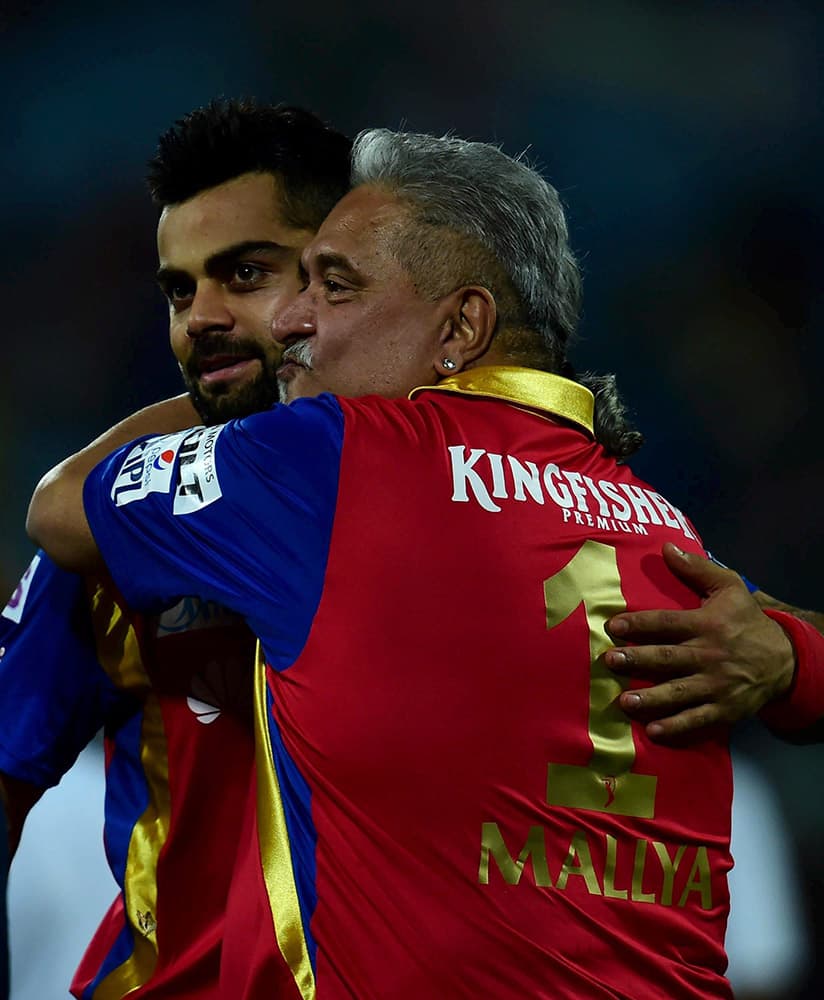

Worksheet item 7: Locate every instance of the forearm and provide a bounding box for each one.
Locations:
[752,592,824,740]
[753,590,824,636]
[26,395,200,573]
[758,609,824,742]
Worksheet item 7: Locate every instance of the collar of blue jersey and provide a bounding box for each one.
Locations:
[409,365,594,437]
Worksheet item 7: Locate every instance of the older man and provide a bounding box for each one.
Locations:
[28,129,824,998]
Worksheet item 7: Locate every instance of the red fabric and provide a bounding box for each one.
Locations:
[224,390,733,999]
[71,618,256,999]
[759,610,824,731]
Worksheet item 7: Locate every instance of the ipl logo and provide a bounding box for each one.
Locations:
[2,554,41,625]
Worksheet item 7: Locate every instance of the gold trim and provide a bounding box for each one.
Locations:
[87,582,149,694]
[409,366,594,435]
[93,693,169,998]
[87,585,165,998]
[253,642,316,1000]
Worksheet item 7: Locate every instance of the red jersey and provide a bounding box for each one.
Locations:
[72,594,258,999]
[87,367,734,999]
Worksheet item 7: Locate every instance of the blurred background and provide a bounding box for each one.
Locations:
[2,0,822,995]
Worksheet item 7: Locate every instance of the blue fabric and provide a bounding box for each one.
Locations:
[0,552,129,788]
[266,682,318,969]
[85,395,345,671]
[705,551,758,593]
[81,707,148,998]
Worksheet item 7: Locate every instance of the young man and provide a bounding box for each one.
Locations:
[29,128,824,999]
[0,100,351,999]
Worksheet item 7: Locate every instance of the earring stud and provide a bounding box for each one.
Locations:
[442,358,457,371]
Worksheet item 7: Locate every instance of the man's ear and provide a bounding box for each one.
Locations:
[433,286,497,377]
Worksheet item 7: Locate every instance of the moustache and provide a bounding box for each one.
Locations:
[281,340,313,369]
[187,335,268,376]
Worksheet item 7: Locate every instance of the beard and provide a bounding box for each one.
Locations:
[181,334,282,425]
[276,339,314,403]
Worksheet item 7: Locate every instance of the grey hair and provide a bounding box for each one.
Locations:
[350,128,582,369]
[576,371,644,460]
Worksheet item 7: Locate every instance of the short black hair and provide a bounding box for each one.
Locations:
[146,98,352,229]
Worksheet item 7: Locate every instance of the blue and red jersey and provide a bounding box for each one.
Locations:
[0,556,257,998]
[85,366,735,1000]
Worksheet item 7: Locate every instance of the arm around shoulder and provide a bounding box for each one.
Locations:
[27,458,100,574]
[27,395,200,574]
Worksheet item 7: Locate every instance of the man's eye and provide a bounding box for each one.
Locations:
[323,278,347,295]
[167,284,193,306]
[232,263,264,285]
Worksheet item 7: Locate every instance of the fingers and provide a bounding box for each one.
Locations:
[643,706,720,742]
[606,545,747,642]
[618,676,714,717]
[659,543,736,598]
[606,608,697,643]
[617,683,723,742]
[604,644,721,676]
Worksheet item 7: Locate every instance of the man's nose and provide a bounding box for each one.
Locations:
[272,290,316,345]
[187,280,233,338]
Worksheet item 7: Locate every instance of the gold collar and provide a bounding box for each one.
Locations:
[409,365,594,436]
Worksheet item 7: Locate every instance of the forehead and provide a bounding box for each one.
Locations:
[156,171,312,268]
[306,185,409,269]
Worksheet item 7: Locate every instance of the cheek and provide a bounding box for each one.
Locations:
[168,320,189,363]
[246,288,294,336]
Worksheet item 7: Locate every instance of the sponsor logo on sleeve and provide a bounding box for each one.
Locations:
[2,553,42,624]
[111,430,194,507]
[173,425,225,515]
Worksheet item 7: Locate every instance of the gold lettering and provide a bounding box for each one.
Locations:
[677,846,713,911]
[631,838,656,903]
[478,823,550,886]
[652,841,687,906]
[544,542,658,819]
[556,832,601,895]
[603,834,628,899]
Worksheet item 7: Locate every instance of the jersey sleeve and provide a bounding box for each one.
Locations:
[758,609,824,738]
[83,395,344,669]
[0,552,131,788]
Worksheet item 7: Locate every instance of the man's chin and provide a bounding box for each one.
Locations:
[189,376,280,424]
[277,369,323,404]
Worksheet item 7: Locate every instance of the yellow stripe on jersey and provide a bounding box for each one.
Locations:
[254,642,316,1000]
[86,586,171,998]
[92,691,170,998]
[86,582,149,695]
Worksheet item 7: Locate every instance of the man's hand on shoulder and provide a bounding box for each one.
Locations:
[603,543,797,741]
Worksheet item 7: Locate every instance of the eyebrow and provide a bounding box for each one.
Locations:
[156,240,292,286]
[311,250,363,281]
[314,250,350,269]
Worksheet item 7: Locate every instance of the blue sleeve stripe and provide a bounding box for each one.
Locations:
[705,551,759,593]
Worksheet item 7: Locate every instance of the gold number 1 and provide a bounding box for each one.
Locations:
[543,540,657,818]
